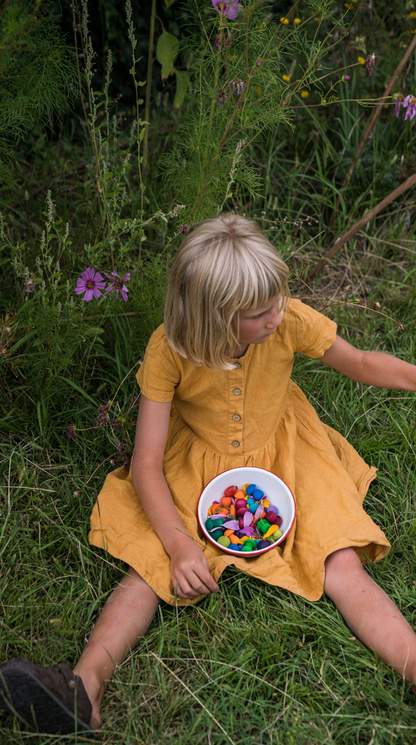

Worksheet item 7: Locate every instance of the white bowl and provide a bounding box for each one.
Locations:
[197,466,296,557]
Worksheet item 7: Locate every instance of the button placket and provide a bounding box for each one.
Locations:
[229,360,244,451]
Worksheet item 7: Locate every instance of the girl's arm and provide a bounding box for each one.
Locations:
[319,336,416,390]
[131,394,219,600]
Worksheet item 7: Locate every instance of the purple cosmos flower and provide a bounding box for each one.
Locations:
[343,75,351,82]
[229,78,244,96]
[66,424,76,439]
[212,0,242,20]
[104,271,131,302]
[394,93,404,117]
[180,224,190,234]
[75,268,106,301]
[403,94,416,121]
[217,87,228,107]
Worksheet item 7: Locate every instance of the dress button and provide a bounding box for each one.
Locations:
[234,362,241,369]
[233,388,241,395]
[232,440,240,448]
[233,414,241,422]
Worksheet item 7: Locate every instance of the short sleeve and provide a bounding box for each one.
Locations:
[286,299,337,358]
[136,325,181,402]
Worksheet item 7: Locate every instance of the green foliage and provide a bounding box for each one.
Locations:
[158,0,373,223]
[0,0,76,185]
[1,3,416,740]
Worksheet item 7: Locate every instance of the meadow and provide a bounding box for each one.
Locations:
[1,1,416,743]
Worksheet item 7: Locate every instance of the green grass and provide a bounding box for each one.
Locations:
[2,6,416,738]
[1,233,416,743]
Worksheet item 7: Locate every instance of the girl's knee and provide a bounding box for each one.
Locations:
[324,547,363,595]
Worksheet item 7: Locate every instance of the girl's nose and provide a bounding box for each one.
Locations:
[266,304,282,327]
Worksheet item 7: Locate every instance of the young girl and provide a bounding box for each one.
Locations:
[1,213,416,734]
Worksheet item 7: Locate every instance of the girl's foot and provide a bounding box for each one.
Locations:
[0,658,95,734]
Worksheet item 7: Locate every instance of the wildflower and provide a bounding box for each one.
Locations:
[343,75,351,82]
[300,90,309,98]
[211,0,242,20]
[104,271,130,302]
[97,404,110,426]
[256,59,261,67]
[24,277,35,293]
[256,86,261,95]
[280,17,289,25]
[282,74,290,82]
[403,94,416,121]
[365,53,377,77]
[180,224,190,234]
[217,87,228,107]
[394,93,404,117]
[229,78,244,96]
[357,56,366,65]
[75,268,106,301]
[111,419,123,432]
[294,17,301,24]
[410,11,416,17]
[66,424,76,439]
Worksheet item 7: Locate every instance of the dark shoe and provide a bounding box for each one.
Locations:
[0,659,93,734]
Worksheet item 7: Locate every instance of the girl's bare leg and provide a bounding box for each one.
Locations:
[73,566,160,727]
[324,548,416,694]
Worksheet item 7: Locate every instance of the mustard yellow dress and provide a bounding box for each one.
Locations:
[89,300,390,605]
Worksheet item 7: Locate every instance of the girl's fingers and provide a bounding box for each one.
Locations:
[173,570,217,599]
[196,567,219,593]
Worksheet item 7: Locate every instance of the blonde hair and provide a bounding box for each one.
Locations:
[164,213,290,370]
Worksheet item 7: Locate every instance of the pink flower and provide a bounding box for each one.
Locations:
[75,268,106,301]
[403,94,416,121]
[394,93,404,117]
[66,424,76,439]
[217,87,228,107]
[104,271,131,301]
[211,0,242,20]
[229,78,244,96]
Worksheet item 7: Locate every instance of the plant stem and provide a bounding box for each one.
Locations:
[143,0,156,173]
[327,33,416,227]
[308,170,416,280]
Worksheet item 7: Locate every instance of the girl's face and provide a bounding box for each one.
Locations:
[237,296,283,346]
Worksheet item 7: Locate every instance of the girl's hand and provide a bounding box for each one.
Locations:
[170,539,219,600]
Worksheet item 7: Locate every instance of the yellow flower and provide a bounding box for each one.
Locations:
[294,17,301,24]
[282,74,291,82]
[301,90,309,98]
[230,54,237,61]
[280,17,289,24]
[256,86,261,95]
[344,2,353,8]
[410,11,416,18]
[357,56,366,65]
